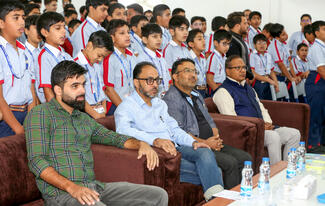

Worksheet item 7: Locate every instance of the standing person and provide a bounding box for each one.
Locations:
[24,60,168,206]
[205,16,227,57]
[152,4,171,50]
[129,15,148,56]
[44,0,58,12]
[126,3,143,23]
[247,11,262,52]
[0,0,38,138]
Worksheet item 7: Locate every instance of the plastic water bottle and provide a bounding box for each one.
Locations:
[240,161,254,199]
[286,148,297,179]
[296,142,306,174]
[258,157,270,195]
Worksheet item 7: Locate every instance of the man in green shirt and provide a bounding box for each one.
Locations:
[24,60,168,206]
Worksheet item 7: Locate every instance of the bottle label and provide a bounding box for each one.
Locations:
[286,169,296,179]
[297,162,305,172]
[258,181,270,193]
[240,186,252,197]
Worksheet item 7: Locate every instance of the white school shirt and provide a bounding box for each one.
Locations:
[74,51,106,105]
[205,33,214,54]
[206,49,226,83]
[248,26,261,52]
[0,36,34,105]
[189,49,207,86]
[288,31,306,57]
[36,43,72,103]
[160,26,172,50]
[163,40,191,71]
[129,31,145,56]
[308,38,325,71]
[103,47,137,102]
[291,56,310,74]
[137,47,171,95]
[267,39,290,73]
[249,51,274,75]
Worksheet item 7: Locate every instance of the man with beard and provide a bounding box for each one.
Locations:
[114,62,224,201]
[24,61,168,206]
[226,12,254,80]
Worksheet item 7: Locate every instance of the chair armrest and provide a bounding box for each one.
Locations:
[91,144,181,189]
[96,115,116,131]
[261,100,310,144]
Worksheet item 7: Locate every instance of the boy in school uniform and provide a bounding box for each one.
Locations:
[262,23,273,47]
[24,15,42,59]
[190,16,203,31]
[152,4,171,50]
[129,15,148,56]
[305,21,325,153]
[106,3,127,22]
[62,10,78,56]
[206,30,231,96]
[71,0,108,57]
[0,0,38,137]
[163,15,191,72]
[303,24,316,47]
[137,23,170,97]
[44,0,57,12]
[74,31,113,119]
[290,43,310,80]
[267,23,299,86]
[186,29,207,97]
[24,3,41,16]
[288,14,312,57]
[250,34,279,100]
[247,11,262,52]
[36,12,72,103]
[103,19,137,115]
[126,3,143,23]
[205,16,227,57]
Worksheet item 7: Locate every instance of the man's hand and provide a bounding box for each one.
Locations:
[66,184,100,205]
[193,141,210,150]
[205,136,224,151]
[138,141,159,171]
[153,138,177,156]
[264,122,275,130]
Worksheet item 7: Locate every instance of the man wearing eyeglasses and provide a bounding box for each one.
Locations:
[163,58,252,189]
[213,55,300,165]
[114,61,224,201]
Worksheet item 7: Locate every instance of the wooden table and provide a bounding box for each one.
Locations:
[204,161,288,206]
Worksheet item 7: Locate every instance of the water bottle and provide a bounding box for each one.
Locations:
[296,142,306,174]
[286,148,297,179]
[240,161,254,198]
[258,157,270,195]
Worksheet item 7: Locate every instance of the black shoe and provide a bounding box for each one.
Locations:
[307,145,325,154]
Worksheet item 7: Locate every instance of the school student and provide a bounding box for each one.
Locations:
[152,4,171,50]
[43,0,57,12]
[126,3,143,23]
[0,0,38,137]
[172,8,185,17]
[186,29,207,97]
[290,43,310,80]
[137,23,170,96]
[129,15,148,56]
[144,10,153,22]
[71,0,108,57]
[288,14,312,57]
[36,12,72,103]
[107,3,127,22]
[74,31,113,119]
[250,34,279,100]
[262,23,273,47]
[103,19,137,115]
[79,5,87,22]
[247,11,262,52]
[206,30,231,95]
[205,16,227,57]
[68,19,82,36]
[163,15,191,72]
[305,21,325,153]
[24,15,42,58]
[64,9,78,37]
[24,3,40,16]
[303,24,316,47]
[190,16,203,31]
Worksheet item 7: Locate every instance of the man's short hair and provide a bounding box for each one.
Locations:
[186,29,203,46]
[253,33,267,44]
[312,20,325,36]
[297,43,308,51]
[130,15,148,27]
[152,4,169,23]
[37,11,65,41]
[133,62,156,79]
[106,19,128,35]
[301,14,312,21]
[211,16,226,32]
[169,15,189,30]
[171,58,195,75]
[89,30,114,51]
[141,23,162,37]
[270,23,284,38]
[248,11,262,20]
[127,3,143,14]
[0,0,24,20]
[24,3,40,16]
[225,55,242,69]
[172,8,185,16]
[51,60,87,91]
[227,12,245,29]
[213,29,232,43]
[199,16,206,23]
[85,0,109,12]
[25,14,39,29]
[108,3,125,16]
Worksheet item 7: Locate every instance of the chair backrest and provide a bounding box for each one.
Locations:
[270,82,289,101]
[204,97,220,113]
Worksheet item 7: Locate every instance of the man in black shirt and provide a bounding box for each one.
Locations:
[163,58,252,189]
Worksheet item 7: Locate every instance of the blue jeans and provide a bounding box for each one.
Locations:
[0,111,27,138]
[176,145,223,192]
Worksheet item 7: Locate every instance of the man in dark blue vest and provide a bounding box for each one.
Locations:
[213,55,300,165]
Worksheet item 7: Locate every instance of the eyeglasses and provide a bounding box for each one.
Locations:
[136,77,163,85]
[176,68,200,75]
[221,42,231,47]
[228,66,248,71]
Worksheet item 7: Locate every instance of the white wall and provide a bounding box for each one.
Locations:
[57,0,325,36]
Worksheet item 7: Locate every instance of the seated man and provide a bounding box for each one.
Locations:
[163,58,252,189]
[24,61,168,206]
[114,62,224,201]
[213,55,300,165]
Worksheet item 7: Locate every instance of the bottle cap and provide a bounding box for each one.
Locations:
[317,193,325,204]
[290,148,296,152]
[244,161,252,166]
[262,157,270,162]
[299,141,305,145]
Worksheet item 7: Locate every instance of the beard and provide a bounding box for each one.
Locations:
[139,84,159,98]
[62,93,85,111]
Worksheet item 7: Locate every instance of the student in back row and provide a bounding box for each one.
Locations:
[0,0,38,138]
[129,15,148,56]
[152,4,171,50]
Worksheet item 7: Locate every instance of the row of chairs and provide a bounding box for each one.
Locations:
[270,79,307,102]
